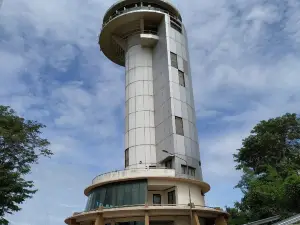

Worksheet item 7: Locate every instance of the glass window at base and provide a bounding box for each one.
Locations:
[85,180,147,211]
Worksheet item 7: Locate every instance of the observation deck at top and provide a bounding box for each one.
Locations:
[99,0,183,66]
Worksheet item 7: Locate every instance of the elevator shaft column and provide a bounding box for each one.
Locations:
[125,35,156,169]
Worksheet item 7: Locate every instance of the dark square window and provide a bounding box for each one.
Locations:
[165,159,172,169]
[153,194,161,205]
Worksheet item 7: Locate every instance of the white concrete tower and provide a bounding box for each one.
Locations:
[64,1,228,225]
[100,0,203,181]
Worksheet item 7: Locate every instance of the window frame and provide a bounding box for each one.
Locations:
[153,194,162,205]
[175,116,184,136]
[125,148,129,167]
[170,52,178,68]
[178,70,185,87]
[168,190,176,205]
[165,159,172,169]
[181,164,187,174]
[188,166,196,177]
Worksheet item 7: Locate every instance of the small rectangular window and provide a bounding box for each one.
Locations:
[178,70,185,87]
[125,148,129,167]
[188,167,196,177]
[153,194,161,205]
[175,116,184,136]
[168,190,176,204]
[165,159,172,169]
[170,52,178,68]
[181,165,187,174]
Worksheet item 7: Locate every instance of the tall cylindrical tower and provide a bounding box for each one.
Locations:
[99,0,203,181]
[64,1,228,225]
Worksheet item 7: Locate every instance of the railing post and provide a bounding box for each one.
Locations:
[95,214,104,225]
[193,213,201,225]
[215,216,227,225]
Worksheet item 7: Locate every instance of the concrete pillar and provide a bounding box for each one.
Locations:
[145,212,150,225]
[95,214,104,225]
[193,213,200,225]
[70,219,78,225]
[215,216,227,225]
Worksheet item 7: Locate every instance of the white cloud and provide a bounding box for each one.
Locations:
[0,0,300,224]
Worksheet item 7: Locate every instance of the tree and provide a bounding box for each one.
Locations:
[225,204,249,225]
[0,106,52,224]
[228,113,300,224]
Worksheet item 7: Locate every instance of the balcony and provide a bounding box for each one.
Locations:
[92,168,176,185]
[102,4,182,29]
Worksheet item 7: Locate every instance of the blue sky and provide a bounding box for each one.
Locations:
[1,0,300,224]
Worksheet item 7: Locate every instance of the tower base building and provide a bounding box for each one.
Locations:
[65,1,228,225]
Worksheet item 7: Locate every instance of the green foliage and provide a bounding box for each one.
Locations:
[225,204,249,225]
[0,106,52,224]
[228,113,300,225]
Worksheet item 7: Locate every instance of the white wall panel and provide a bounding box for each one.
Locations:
[129,129,135,147]
[136,128,145,145]
[128,113,136,130]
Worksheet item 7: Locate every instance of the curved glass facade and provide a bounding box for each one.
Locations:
[85,180,147,211]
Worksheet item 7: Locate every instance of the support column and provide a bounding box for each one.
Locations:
[95,214,104,225]
[193,213,201,225]
[145,212,150,225]
[215,216,227,225]
[70,219,79,225]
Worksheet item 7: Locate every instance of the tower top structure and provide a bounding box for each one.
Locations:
[99,0,182,66]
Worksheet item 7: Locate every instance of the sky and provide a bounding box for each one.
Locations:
[1,0,300,224]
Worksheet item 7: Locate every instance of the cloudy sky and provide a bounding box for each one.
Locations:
[1,0,300,224]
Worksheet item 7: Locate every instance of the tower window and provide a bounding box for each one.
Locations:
[170,52,178,68]
[181,165,196,176]
[175,116,184,136]
[125,148,129,167]
[181,165,187,174]
[188,166,196,176]
[178,70,185,87]
[168,190,176,204]
[153,194,161,205]
[165,159,172,169]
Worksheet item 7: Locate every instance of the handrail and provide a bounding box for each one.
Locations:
[242,216,281,225]
[92,167,173,184]
[102,5,181,29]
[273,214,300,225]
[77,204,226,215]
[91,167,202,185]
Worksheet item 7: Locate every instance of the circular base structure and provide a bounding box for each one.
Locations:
[65,169,228,225]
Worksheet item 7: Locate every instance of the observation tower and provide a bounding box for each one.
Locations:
[65,1,228,225]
